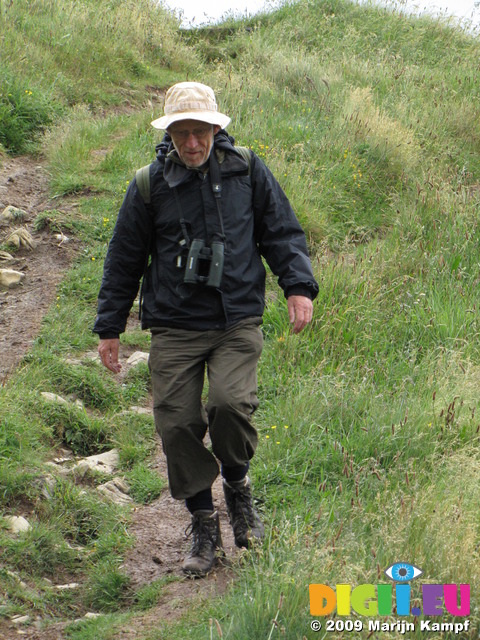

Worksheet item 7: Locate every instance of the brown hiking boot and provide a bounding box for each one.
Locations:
[223,477,264,548]
[182,510,223,577]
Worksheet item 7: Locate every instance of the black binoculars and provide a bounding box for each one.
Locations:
[184,239,225,288]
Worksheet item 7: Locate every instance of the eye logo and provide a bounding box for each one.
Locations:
[384,562,423,582]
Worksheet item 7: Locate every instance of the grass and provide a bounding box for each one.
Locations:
[0,0,190,153]
[0,0,480,638]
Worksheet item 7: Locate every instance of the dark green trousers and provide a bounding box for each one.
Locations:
[148,318,263,500]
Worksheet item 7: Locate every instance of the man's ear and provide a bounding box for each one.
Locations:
[213,125,221,134]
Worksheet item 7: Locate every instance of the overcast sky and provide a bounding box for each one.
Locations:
[163,0,277,26]
[163,0,480,29]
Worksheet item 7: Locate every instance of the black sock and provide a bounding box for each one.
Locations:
[185,488,214,514]
[221,462,249,484]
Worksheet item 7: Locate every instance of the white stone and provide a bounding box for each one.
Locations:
[112,476,130,493]
[127,406,151,415]
[40,474,57,499]
[73,449,119,476]
[0,205,26,225]
[44,462,70,479]
[5,227,36,250]
[0,268,25,288]
[52,455,72,464]
[4,515,31,533]
[41,392,68,404]
[55,583,80,590]
[126,351,149,366]
[0,250,13,261]
[11,614,30,625]
[97,478,133,505]
[65,352,99,366]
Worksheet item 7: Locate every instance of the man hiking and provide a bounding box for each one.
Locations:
[94,81,318,576]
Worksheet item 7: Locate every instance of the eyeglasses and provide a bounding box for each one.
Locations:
[168,125,213,140]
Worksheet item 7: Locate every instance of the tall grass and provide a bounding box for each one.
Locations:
[0,0,190,153]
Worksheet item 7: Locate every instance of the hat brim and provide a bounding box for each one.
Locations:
[151,111,231,130]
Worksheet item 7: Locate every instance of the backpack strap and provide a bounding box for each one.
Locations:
[234,146,262,242]
[235,146,252,175]
[136,164,151,204]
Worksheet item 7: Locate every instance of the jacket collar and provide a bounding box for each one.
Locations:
[162,132,249,188]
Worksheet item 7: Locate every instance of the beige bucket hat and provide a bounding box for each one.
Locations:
[151,82,231,130]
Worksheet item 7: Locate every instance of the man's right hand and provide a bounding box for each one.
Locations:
[98,338,122,373]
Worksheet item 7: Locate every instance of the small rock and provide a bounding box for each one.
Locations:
[5,571,27,589]
[112,476,130,494]
[0,268,25,288]
[0,205,26,226]
[65,352,99,366]
[41,391,69,404]
[72,461,94,478]
[73,449,119,476]
[44,462,70,479]
[55,583,80,590]
[5,227,36,250]
[0,250,13,262]
[65,542,87,553]
[52,454,73,463]
[126,351,149,366]
[126,406,151,415]
[84,351,101,361]
[11,614,30,625]
[97,478,133,505]
[39,474,57,499]
[4,515,31,533]
[84,612,102,619]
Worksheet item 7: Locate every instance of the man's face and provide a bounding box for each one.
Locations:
[168,119,220,168]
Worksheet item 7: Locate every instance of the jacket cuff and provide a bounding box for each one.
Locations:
[96,332,120,340]
[285,286,314,300]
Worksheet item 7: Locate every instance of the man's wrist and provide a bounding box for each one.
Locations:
[286,287,313,300]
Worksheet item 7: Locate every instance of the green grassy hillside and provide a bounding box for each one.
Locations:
[1,0,479,638]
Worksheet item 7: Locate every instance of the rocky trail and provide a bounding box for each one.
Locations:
[0,155,76,384]
[0,155,239,639]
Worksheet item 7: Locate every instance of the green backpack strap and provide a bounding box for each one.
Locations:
[136,164,151,204]
[235,145,261,240]
[235,145,252,175]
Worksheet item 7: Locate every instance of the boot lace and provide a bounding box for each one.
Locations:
[185,514,218,556]
[229,484,259,528]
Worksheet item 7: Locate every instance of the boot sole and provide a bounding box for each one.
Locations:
[182,549,226,578]
[234,534,265,549]
[182,556,219,578]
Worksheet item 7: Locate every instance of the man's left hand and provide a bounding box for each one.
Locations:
[287,295,313,334]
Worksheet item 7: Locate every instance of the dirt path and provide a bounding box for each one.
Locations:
[123,449,239,588]
[0,153,240,639]
[0,460,240,639]
[0,155,76,384]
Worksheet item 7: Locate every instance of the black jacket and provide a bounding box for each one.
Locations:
[94,131,318,337]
